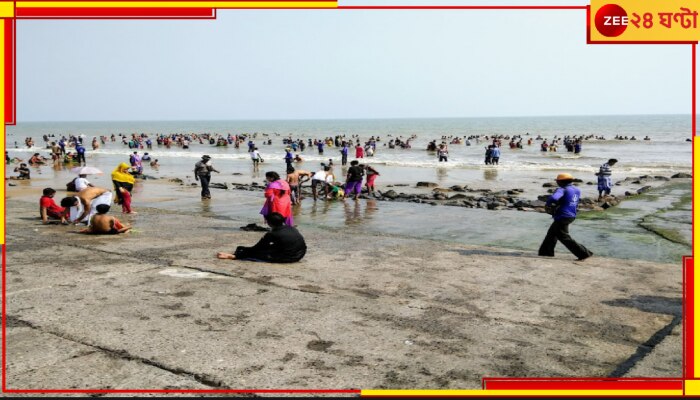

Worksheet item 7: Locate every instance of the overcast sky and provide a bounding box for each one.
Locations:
[16,3,699,121]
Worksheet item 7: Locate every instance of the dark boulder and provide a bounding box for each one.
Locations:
[417,181,439,188]
[671,172,692,179]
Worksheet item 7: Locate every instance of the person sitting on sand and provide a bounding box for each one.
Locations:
[80,204,131,235]
[60,186,114,225]
[11,163,31,180]
[40,188,66,224]
[216,212,306,263]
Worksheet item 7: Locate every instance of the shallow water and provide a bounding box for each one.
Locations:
[7,115,691,265]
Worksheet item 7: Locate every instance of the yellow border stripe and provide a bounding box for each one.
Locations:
[361,389,683,396]
[0,2,14,17]
[686,379,700,395]
[17,1,336,8]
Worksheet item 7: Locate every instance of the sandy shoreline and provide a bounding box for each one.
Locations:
[4,191,683,392]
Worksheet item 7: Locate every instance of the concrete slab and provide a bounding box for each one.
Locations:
[4,199,683,391]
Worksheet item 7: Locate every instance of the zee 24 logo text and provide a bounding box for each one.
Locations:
[594,3,698,37]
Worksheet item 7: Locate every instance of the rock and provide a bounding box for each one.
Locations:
[477,201,488,209]
[506,190,520,195]
[542,182,556,188]
[251,182,259,186]
[418,194,431,200]
[169,178,183,184]
[450,185,466,192]
[530,200,547,208]
[631,180,641,184]
[463,201,475,207]
[416,182,438,188]
[445,200,463,207]
[383,190,399,199]
[432,188,451,193]
[601,202,613,209]
[386,185,394,188]
[586,181,594,185]
[210,183,228,190]
[671,172,692,179]
[487,202,501,210]
[8,182,16,186]
[411,199,422,203]
[637,186,652,194]
[450,193,468,200]
[232,173,243,175]
[394,184,409,187]
[433,193,448,200]
[537,195,550,202]
[547,188,555,193]
[572,178,583,183]
[625,191,633,196]
[190,183,198,186]
[428,201,438,206]
[397,193,411,199]
[654,176,671,181]
[514,200,528,208]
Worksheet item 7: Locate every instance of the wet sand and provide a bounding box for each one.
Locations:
[4,187,683,392]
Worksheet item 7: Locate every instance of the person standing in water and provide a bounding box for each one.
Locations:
[596,158,617,201]
[194,155,220,200]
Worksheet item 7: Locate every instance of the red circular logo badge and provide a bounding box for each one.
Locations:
[595,4,628,37]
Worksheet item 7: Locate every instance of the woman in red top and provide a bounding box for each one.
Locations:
[260,171,293,226]
[39,188,66,224]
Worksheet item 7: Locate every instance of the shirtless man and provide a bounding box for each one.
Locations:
[286,167,312,204]
[60,186,114,225]
[80,204,131,234]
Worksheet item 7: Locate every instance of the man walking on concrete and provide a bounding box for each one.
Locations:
[538,173,593,261]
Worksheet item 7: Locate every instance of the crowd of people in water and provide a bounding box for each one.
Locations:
[8,129,656,263]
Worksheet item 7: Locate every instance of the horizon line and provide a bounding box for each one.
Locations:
[11,113,693,124]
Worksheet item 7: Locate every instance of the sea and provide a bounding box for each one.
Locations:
[5,115,693,264]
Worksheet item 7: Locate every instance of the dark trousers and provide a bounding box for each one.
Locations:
[77,153,86,165]
[341,154,347,165]
[199,174,211,198]
[538,217,592,259]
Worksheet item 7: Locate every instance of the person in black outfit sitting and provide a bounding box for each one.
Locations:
[216,212,306,263]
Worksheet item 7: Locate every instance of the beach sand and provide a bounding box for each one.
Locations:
[4,190,682,393]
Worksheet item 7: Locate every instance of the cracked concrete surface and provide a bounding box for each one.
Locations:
[3,198,683,394]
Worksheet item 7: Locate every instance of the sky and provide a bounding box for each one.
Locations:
[16,2,699,121]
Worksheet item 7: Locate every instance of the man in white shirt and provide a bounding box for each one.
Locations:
[311,166,330,201]
[74,174,94,192]
[250,147,263,171]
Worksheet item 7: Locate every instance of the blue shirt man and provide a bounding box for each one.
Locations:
[546,184,580,220]
[538,173,592,261]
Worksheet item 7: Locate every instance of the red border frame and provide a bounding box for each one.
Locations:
[2,2,695,396]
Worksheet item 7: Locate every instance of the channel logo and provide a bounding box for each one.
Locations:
[594,4,628,37]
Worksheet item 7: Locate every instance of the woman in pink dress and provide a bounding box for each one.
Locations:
[261,171,293,226]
